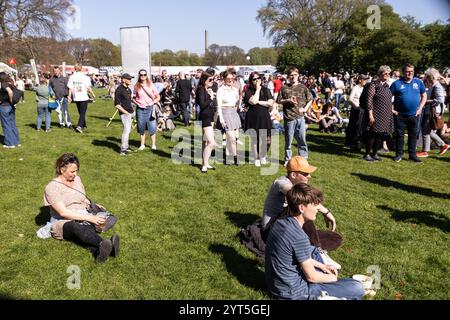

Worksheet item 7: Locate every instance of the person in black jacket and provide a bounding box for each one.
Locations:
[176,72,193,126]
[195,71,216,173]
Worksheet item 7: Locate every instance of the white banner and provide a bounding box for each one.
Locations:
[30,59,39,83]
[120,26,150,76]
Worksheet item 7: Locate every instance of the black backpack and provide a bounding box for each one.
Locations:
[11,86,23,105]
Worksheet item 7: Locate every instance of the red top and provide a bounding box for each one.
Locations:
[273,79,283,93]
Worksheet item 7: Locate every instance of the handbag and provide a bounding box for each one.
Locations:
[51,180,118,233]
[48,87,60,110]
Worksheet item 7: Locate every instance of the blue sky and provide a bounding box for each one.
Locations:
[69,0,449,54]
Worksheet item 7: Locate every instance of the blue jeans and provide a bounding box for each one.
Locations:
[136,106,156,135]
[334,93,342,110]
[284,117,308,160]
[308,248,365,300]
[0,104,20,146]
[394,114,418,157]
[37,104,51,130]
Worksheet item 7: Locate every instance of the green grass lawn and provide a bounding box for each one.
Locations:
[0,89,449,300]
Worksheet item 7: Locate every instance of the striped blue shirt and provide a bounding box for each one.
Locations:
[265,216,315,300]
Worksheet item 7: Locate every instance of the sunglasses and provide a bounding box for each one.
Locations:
[207,78,214,82]
[252,77,260,81]
[139,74,147,77]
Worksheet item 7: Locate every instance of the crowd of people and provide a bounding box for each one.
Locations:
[1,62,449,298]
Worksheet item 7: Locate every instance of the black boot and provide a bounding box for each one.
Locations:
[234,156,239,166]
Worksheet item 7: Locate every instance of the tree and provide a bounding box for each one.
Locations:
[67,38,91,64]
[0,0,74,39]
[204,44,247,66]
[335,5,426,73]
[257,0,383,49]
[418,22,450,71]
[88,39,121,67]
[247,47,279,65]
[276,44,313,73]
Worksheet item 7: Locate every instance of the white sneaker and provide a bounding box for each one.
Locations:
[138,145,146,151]
[151,145,157,150]
[284,161,289,167]
[260,157,267,165]
[319,249,342,270]
[254,159,261,167]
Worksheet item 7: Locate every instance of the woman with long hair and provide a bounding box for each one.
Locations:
[133,69,161,151]
[244,71,274,166]
[196,71,216,173]
[217,69,241,165]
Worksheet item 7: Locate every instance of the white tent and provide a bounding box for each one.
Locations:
[0,62,18,75]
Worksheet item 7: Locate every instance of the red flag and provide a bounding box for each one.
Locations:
[8,57,16,65]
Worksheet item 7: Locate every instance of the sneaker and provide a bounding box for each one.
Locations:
[110,235,120,257]
[378,148,390,153]
[260,157,267,165]
[416,151,429,158]
[16,144,21,147]
[45,129,52,133]
[254,159,261,167]
[363,154,375,162]
[284,161,289,167]
[75,126,83,133]
[394,155,402,162]
[3,145,15,149]
[236,139,244,146]
[67,124,72,129]
[201,166,208,173]
[95,239,113,263]
[409,156,423,163]
[372,154,381,161]
[59,124,65,128]
[138,145,146,151]
[119,150,129,156]
[439,144,449,155]
[319,249,342,270]
[151,145,157,150]
[206,165,215,170]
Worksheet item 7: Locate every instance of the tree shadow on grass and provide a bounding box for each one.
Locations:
[35,206,50,226]
[225,211,261,229]
[209,244,266,293]
[92,138,121,152]
[352,173,450,200]
[307,133,362,159]
[377,205,450,233]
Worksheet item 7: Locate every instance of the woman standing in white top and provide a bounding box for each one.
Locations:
[217,70,241,165]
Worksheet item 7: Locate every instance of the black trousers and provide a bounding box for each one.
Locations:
[365,131,384,156]
[75,100,89,128]
[63,221,103,255]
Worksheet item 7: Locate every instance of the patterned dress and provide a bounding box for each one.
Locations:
[365,80,394,134]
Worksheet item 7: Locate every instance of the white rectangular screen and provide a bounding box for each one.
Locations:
[120,26,150,76]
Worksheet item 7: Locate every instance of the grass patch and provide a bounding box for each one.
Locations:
[0,89,449,300]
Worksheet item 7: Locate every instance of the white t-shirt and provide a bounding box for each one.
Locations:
[16,79,25,91]
[68,72,91,101]
[334,80,345,94]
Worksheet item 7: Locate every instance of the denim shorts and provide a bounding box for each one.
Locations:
[136,106,156,135]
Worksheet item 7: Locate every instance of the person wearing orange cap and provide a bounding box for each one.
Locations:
[262,155,342,251]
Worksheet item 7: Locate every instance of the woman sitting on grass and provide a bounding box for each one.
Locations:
[42,153,120,263]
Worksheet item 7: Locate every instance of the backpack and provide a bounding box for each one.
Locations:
[11,86,23,106]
